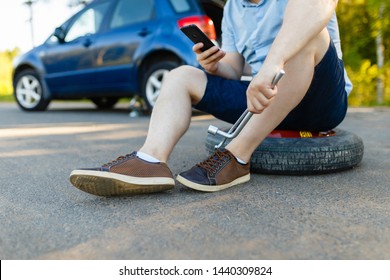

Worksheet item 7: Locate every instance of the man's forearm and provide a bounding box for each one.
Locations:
[207,62,242,80]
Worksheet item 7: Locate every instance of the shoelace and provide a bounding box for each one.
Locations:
[197,150,232,175]
[102,152,136,167]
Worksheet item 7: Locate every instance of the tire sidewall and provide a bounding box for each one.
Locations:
[205,129,364,175]
[13,69,50,111]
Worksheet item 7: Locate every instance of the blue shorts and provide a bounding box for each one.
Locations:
[193,42,348,131]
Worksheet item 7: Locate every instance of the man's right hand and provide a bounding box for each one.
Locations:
[193,43,226,74]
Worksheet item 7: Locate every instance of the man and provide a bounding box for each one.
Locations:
[70,0,352,196]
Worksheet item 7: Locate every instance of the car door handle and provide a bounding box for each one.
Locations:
[138,28,152,37]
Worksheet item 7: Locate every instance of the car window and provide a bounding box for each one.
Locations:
[110,0,154,29]
[65,2,110,42]
[169,0,195,13]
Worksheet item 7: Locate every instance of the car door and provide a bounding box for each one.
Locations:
[41,1,112,96]
[89,0,157,93]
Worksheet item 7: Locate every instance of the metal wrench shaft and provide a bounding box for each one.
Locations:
[208,69,285,148]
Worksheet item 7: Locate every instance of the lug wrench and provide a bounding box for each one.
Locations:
[208,69,285,149]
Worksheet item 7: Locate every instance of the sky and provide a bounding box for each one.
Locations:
[0,0,81,53]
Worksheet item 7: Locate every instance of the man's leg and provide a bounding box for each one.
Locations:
[69,65,208,196]
[227,29,331,162]
[139,66,207,162]
[177,29,332,191]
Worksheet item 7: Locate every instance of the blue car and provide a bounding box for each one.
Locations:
[12,0,224,111]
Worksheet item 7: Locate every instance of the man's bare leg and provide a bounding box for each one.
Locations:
[226,29,331,162]
[139,65,207,162]
[69,65,208,196]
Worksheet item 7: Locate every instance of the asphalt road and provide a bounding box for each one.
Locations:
[0,101,389,260]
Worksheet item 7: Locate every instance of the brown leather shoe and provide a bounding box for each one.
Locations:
[176,149,250,192]
[70,152,174,196]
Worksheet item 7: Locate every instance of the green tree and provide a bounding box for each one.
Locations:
[337,0,389,105]
[0,48,21,96]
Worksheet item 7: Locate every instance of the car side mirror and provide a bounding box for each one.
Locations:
[53,27,66,43]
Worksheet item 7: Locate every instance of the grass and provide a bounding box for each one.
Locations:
[0,93,13,102]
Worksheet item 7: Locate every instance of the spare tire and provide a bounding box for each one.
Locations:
[205,129,364,175]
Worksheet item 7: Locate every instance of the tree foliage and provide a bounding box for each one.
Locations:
[0,48,20,96]
[337,0,389,105]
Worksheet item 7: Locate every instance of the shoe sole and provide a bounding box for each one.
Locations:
[176,173,250,192]
[70,170,175,196]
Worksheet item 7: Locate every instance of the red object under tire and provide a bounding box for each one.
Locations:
[205,129,364,175]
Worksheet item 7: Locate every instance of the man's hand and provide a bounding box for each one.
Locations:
[193,43,226,74]
[246,72,279,114]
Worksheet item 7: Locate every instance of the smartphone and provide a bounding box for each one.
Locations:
[180,24,216,52]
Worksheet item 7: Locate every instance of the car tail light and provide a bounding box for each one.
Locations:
[177,15,216,40]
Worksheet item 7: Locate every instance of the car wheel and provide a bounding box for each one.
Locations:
[13,69,50,111]
[141,61,179,112]
[205,129,364,175]
[90,97,119,109]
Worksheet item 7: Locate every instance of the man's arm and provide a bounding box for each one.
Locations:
[247,0,338,113]
[265,0,338,74]
[193,43,245,80]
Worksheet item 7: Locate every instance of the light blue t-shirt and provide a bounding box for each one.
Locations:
[221,0,352,94]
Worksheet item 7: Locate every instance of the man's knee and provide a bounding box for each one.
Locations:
[167,65,205,81]
[165,65,207,103]
[284,29,330,78]
[310,29,331,65]
[289,29,330,67]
